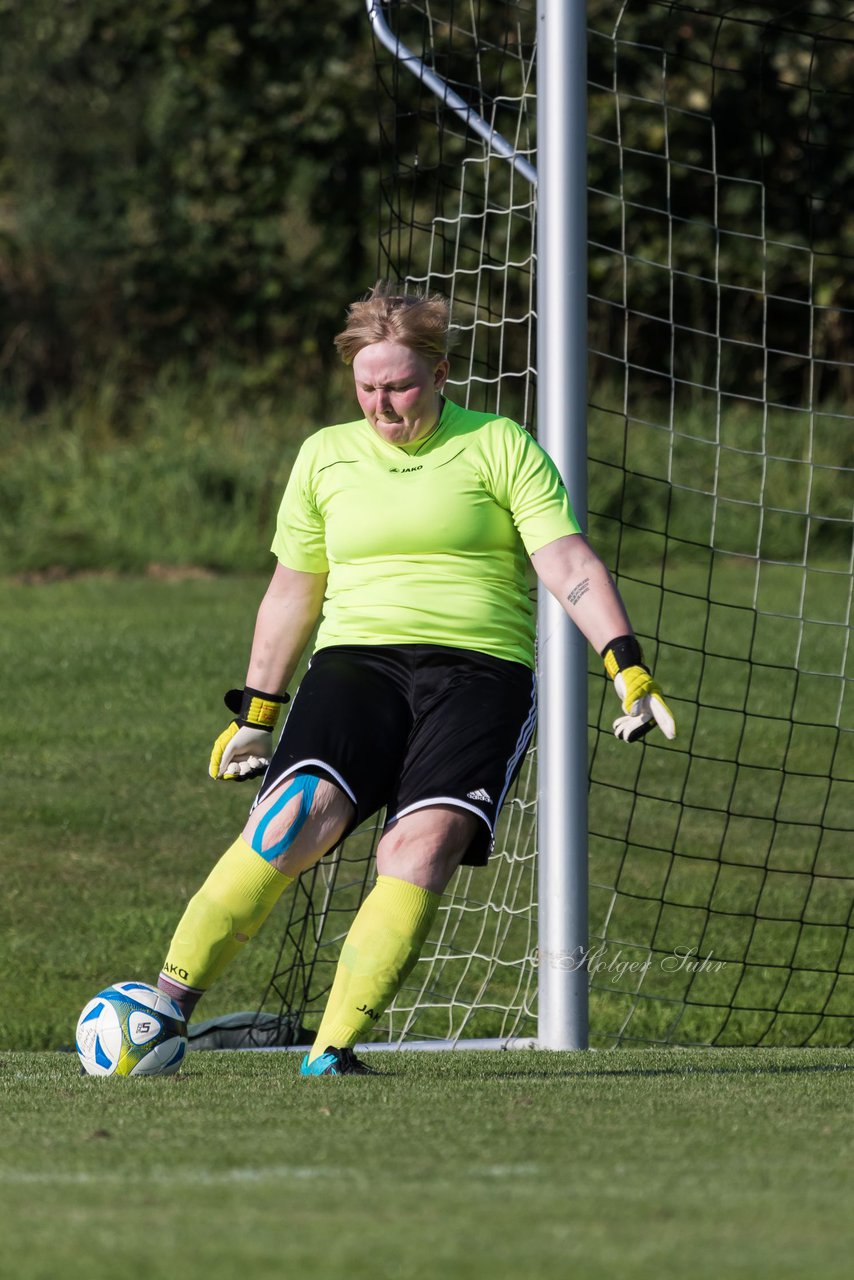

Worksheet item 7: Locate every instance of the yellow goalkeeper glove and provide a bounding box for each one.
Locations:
[601,635,676,744]
[209,686,290,781]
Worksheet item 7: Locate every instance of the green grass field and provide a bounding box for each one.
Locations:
[3,1048,853,1280]
[3,570,850,1051]
[2,573,852,1277]
[0,575,286,1048]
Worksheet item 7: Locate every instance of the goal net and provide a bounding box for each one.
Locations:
[257,0,853,1050]
[586,1,853,1047]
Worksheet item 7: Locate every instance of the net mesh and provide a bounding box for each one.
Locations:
[259,0,853,1048]
[586,1,853,1046]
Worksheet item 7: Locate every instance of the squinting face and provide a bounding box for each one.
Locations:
[352,341,449,446]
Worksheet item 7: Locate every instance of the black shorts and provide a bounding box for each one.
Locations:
[255,644,537,866]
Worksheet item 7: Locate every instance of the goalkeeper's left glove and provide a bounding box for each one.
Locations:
[209,686,290,781]
[601,635,676,744]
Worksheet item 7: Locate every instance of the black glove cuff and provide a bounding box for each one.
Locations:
[600,634,645,672]
[224,685,290,721]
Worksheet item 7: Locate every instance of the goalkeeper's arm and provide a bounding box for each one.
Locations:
[210,561,327,780]
[529,533,676,743]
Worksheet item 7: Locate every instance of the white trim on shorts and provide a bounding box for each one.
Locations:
[495,686,537,813]
[252,757,358,812]
[385,795,493,834]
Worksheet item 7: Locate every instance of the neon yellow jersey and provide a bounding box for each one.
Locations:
[271,398,581,668]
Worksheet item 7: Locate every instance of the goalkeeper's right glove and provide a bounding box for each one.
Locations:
[209,686,290,781]
[601,634,676,744]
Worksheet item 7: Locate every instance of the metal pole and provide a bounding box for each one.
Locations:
[536,0,589,1050]
[366,0,537,187]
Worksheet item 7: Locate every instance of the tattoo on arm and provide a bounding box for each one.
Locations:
[567,577,591,607]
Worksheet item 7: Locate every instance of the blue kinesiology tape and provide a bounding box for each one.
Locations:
[250,774,320,862]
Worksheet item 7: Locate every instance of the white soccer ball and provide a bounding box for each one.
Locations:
[76,980,187,1077]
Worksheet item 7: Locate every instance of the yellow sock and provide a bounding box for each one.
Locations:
[308,875,441,1062]
[160,836,293,997]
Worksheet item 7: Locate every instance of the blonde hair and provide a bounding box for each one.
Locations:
[334,280,457,366]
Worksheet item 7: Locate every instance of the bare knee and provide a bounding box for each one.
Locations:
[243,773,354,876]
[376,805,478,893]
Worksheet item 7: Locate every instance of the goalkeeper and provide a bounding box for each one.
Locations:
[157,281,676,1076]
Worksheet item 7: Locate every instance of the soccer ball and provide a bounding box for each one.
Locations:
[76,981,188,1077]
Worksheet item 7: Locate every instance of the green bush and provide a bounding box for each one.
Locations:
[0,0,379,404]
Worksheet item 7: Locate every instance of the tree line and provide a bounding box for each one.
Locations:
[1,0,851,412]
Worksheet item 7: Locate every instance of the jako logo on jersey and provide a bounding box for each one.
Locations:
[388,465,423,473]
